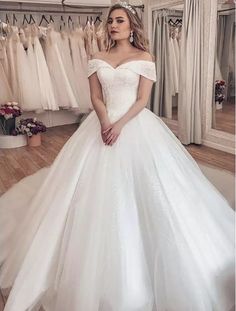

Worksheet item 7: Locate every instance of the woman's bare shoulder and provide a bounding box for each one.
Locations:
[138,51,155,62]
[91,51,108,60]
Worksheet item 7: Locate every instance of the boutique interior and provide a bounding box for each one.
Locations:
[0,0,235,309]
[0,1,235,188]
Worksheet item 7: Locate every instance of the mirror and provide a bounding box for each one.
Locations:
[151,4,183,121]
[212,2,235,134]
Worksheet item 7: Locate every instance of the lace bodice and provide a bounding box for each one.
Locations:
[88,59,157,121]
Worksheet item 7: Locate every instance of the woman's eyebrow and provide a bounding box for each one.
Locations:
[108,16,125,19]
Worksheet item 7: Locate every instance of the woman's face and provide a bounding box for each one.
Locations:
[107,9,131,41]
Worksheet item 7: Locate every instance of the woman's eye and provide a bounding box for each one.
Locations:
[117,20,124,23]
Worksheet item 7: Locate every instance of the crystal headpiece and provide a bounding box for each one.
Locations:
[118,1,136,15]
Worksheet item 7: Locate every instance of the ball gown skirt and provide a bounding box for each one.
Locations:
[0,59,234,311]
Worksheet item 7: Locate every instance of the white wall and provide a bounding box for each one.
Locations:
[0,0,111,5]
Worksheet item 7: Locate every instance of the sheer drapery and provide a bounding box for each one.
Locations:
[218,14,235,99]
[151,10,173,119]
[178,0,203,144]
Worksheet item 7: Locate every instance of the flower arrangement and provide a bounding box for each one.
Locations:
[14,118,47,137]
[0,102,22,135]
[215,80,226,103]
[0,102,22,119]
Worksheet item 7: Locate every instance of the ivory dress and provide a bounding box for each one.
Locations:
[0,59,234,311]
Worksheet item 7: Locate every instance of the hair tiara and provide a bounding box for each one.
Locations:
[118,1,136,15]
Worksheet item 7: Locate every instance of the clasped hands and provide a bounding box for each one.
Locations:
[101,121,124,146]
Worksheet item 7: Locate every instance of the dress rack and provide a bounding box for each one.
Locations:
[218,7,235,13]
[0,2,102,15]
[61,0,145,12]
[0,1,145,15]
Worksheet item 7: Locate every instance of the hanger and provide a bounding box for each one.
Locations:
[29,14,36,24]
[0,19,3,36]
[175,19,182,26]
[39,14,49,26]
[78,15,81,26]
[5,14,10,24]
[94,15,102,24]
[59,15,66,31]
[49,15,54,23]
[13,14,18,26]
[68,15,73,28]
[22,14,30,25]
[168,18,175,26]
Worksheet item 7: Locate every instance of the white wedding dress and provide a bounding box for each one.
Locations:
[0,59,234,311]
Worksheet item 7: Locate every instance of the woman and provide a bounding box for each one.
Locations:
[0,2,234,311]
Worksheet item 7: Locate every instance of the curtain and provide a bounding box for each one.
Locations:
[178,0,203,144]
[219,14,235,99]
[150,10,172,118]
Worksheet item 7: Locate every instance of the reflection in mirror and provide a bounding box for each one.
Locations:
[151,5,183,121]
[212,2,235,134]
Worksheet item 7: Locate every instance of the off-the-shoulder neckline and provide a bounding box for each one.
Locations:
[89,58,155,70]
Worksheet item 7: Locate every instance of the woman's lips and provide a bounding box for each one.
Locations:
[111,31,119,34]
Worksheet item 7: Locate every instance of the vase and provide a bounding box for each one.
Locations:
[215,101,223,110]
[27,133,41,147]
[0,116,16,135]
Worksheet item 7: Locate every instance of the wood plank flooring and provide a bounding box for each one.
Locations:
[0,121,235,310]
[172,99,235,135]
[214,98,235,134]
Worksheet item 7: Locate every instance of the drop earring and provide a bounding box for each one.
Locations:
[129,30,134,43]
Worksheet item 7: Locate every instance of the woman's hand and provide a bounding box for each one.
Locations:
[101,121,112,144]
[102,120,124,146]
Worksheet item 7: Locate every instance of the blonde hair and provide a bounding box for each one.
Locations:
[104,3,150,53]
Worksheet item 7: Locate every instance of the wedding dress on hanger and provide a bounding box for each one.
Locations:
[84,20,93,59]
[59,30,79,108]
[0,62,13,103]
[43,26,78,109]
[16,28,43,112]
[24,28,44,113]
[77,25,89,72]
[69,28,93,112]
[5,26,19,102]
[0,37,10,85]
[32,25,58,111]
[96,21,106,52]
[91,20,99,55]
[0,59,234,311]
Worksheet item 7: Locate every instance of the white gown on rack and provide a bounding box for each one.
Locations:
[0,62,13,104]
[69,28,93,113]
[33,27,58,111]
[5,27,19,102]
[43,27,78,109]
[0,59,234,311]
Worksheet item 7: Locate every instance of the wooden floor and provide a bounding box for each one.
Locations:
[0,121,235,309]
[0,121,235,196]
[214,98,235,134]
[172,99,235,135]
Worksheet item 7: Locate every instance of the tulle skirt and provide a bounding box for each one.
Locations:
[0,109,235,311]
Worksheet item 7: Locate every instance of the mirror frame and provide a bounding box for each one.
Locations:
[203,0,235,154]
[146,0,183,136]
[146,0,235,154]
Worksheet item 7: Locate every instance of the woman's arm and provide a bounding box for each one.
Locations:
[88,72,110,128]
[103,75,154,145]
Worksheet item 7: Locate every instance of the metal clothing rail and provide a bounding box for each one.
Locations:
[0,8,103,15]
[218,7,235,13]
[61,0,145,12]
[0,1,103,15]
[0,1,145,14]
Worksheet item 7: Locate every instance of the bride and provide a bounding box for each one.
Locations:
[0,2,235,311]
